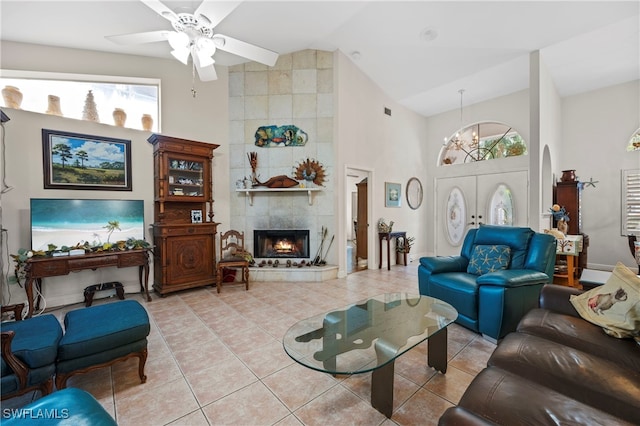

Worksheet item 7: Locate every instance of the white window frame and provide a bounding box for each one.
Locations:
[0,69,161,131]
[622,169,640,236]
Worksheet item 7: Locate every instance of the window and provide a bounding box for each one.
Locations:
[439,122,527,166]
[1,71,159,132]
[622,169,640,236]
[627,129,640,151]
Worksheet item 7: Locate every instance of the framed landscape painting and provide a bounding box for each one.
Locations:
[42,129,132,191]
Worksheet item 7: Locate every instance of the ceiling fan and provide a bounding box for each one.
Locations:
[106,0,279,81]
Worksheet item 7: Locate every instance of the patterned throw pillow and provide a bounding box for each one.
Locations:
[570,262,640,339]
[467,245,511,275]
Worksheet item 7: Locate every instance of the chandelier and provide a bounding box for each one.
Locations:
[442,90,512,164]
[445,89,479,151]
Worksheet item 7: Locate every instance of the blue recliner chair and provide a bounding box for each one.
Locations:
[418,225,556,340]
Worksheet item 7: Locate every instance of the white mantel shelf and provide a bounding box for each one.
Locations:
[236,187,322,205]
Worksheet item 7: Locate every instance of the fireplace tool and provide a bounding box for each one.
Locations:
[313,226,327,265]
[319,235,335,265]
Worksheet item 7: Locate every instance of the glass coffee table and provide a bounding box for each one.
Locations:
[283,293,458,418]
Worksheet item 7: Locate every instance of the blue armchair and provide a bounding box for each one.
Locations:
[1,304,63,400]
[418,225,556,340]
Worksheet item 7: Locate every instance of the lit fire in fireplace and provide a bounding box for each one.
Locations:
[274,239,295,253]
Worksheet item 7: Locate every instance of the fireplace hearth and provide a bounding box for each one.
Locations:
[254,230,310,259]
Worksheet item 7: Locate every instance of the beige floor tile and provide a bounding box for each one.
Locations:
[448,336,496,376]
[167,409,210,425]
[185,356,258,406]
[115,377,199,426]
[341,372,421,413]
[392,387,454,426]
[262,363,339,411]
[423,365,475,404]
[235,340,295,378]
[293,384,387,426]
[202,381,290,425]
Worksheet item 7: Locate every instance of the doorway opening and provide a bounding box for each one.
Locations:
[346,167,372,273]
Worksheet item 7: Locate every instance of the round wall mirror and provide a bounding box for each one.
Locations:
[406,177,423,210]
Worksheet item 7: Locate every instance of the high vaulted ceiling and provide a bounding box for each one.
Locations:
[1,1,638,117]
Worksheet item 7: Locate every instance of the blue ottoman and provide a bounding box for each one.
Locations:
[2,388,116,425]
[55,300,150,389]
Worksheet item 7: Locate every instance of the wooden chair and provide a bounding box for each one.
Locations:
[217,230,250,293]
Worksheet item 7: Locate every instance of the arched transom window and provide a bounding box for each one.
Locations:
[439,122,527,166]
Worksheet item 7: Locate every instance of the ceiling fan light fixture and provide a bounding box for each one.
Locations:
[171,48,190,65]
[167,31,189,50]
[196,51,215,67]
[212,36,226,48]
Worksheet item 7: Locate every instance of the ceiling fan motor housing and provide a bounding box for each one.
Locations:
[172,13,213,39]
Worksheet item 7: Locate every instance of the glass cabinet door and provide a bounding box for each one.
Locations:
[167,157,204,197]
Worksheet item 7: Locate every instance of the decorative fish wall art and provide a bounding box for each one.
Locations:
[255,125,308,147]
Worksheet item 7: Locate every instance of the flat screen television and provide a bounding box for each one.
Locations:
[30,198,145,251]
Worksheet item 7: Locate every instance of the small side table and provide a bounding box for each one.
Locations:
[378,231,406,270]
[554,235,583,289]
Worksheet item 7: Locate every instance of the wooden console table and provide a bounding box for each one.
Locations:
[378,231,406,270]
[24,249,151,318]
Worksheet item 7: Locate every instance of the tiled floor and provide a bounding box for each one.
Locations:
[2,266,496,425]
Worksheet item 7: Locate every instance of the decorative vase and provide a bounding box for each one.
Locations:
[2,85,23,109]
[560,170,576,182]
[113,108,127,127]
[46,95,63,116]
[82,90,100,122]
[141,114,153,131]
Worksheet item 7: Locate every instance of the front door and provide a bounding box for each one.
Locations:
[435,171,529,256]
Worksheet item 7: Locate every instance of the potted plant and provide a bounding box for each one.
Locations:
[396,236,415,265]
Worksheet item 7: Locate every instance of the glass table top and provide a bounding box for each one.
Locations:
[283,293,458,375]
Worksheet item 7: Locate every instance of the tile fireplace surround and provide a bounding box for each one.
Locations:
[228,50,336,268]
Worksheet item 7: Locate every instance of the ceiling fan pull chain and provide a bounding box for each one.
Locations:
[191,62,197,98]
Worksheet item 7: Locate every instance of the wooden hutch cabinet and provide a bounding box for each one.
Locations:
[148,134,220,296]
[554,179,589,281]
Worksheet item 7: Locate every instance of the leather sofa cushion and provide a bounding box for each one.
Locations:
[58,300,150,360]
[517,308,640,372]
[487,333,640,423]
[427,272,478,319]
[473,225,533,269]
[442,367,635,426]
[1,314,62,371]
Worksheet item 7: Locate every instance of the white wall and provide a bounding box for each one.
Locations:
[335,51,429,273]
[561,80,640,270]
[1,41,230,307]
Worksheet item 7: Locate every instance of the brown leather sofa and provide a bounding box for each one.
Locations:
[440,284,640,425]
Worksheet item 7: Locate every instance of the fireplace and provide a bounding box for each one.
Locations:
[254,230,310,259]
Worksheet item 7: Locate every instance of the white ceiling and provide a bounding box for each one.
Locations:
[1,0,638,117]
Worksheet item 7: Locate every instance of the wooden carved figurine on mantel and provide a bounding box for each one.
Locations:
[246,151,299,188]
[248,152,258,186]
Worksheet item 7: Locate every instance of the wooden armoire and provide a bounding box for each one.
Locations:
[148,134,220,296]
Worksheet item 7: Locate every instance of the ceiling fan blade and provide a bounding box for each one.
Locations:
[140,0,178,22]
[212,34,279,66]
[195,59,218,81]
[106,30,170,45]
[194,1,241,29]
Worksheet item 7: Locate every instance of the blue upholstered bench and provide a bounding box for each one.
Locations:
[55,300,150,389]
[2,388,116,425]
